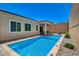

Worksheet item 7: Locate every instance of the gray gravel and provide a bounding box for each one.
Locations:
[57,38,79,56]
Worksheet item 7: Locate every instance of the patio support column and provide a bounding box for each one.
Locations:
[44,24,47,35]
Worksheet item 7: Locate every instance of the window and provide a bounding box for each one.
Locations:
[17,22,21,32]
[36,25,38,31]
[25,23,31,31]
[10,21,21,32]
[28,24,31,31]
[10,21,16,32]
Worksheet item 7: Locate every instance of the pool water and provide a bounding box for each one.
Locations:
[8,35,61,56]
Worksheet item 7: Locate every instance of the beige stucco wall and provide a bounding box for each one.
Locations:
[69,27,79,49]
[47,24,53,33]
[0,11,40,42]
[52,24,68,33]
[69,4,79,49]
[69,4,79,28]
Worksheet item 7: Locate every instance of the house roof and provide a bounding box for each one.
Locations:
[0,10,39,22]
[0,10,54,25]
[39,20,54,25]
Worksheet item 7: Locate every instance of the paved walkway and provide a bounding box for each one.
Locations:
[0,45,10,56]
[57,38,79,56]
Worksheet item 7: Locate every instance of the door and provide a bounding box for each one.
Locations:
[40,26,44,35]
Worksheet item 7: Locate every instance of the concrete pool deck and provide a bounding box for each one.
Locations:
[0,34,65,56]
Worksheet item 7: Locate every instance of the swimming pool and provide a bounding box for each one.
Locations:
[8,35,61,56]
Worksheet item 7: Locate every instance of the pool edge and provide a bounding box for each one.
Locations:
[0,34,64,56]
[47,34,65,56]
[0,35,41,56]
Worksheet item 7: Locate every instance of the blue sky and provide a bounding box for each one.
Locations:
[0,3,72,24]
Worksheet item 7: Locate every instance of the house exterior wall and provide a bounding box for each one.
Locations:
[42,23,68,34]
[40,21,54,34]
[0,10,68,42]
[69,4,79,49]
[52,24,68,33]
[0,11,40,42]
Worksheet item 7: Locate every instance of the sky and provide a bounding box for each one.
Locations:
[0,3,72,24]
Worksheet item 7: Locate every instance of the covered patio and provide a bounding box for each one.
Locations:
[39,20,54,35]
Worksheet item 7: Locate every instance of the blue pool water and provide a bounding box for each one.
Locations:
[8,35,61,56]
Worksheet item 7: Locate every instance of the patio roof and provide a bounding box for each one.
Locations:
[39,20,54,25]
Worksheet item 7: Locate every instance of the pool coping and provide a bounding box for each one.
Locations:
[0,34,65,56]
[48,34,65,56]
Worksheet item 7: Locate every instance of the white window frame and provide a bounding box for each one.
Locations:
[36,25,39,31]
[24,22,31,32]
[17,21,22,32]
[9,19,22,33]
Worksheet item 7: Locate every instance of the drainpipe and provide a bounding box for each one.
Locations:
[45,24,47,35]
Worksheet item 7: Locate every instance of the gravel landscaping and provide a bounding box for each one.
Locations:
[57,38,79,56]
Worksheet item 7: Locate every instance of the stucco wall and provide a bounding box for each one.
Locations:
[69,27,79,49]
[0,11,40,42]
[52,24,68,33]
[47,24,53,33]
[69,4,79,49]
[69,4,79,28]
